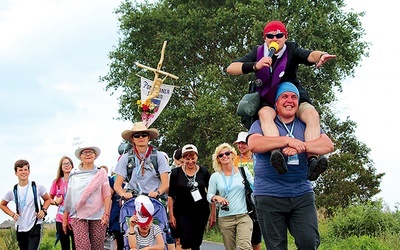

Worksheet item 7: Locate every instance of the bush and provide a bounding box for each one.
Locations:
[0,228,18,250]
[327,200,399,238]
[320,235,391,250]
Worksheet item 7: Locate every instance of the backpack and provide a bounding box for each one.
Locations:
[13,181,44,219]
[126,147,159,183]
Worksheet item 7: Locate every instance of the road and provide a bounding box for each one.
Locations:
[201,241,225,249]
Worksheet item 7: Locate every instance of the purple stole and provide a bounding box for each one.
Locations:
[255,45,288,105]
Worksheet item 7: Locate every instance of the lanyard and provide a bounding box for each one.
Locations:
[277,116,295,138]
[221,166,234,195]
[18,183,30,212]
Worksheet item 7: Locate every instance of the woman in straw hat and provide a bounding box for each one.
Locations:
[113,122,170,201]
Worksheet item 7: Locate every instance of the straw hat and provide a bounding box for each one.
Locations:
[121,122,159,141]
[74,146,101,159]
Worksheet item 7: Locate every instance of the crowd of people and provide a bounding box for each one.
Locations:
[0,20,334,250]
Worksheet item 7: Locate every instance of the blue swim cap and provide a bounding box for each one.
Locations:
[275,82,299,103]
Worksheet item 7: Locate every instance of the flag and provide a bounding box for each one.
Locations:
[139,77,175,127]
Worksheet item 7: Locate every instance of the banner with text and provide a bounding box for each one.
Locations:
[140,77,175,127]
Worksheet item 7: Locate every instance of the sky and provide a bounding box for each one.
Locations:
[0,0,398,223]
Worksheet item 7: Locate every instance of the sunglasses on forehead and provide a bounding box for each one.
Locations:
[132,132,149,138]
[217,151,232,158]
[265,33,285,39]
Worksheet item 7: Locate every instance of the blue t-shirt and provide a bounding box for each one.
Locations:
[248,119,316,197]
[114,150,170,194]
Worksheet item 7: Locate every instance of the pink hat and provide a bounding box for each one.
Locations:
[134,195,154,227]
[263,20,288,36]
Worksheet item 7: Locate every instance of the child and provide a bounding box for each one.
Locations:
[128,195,165,250]
[0,159,51,250]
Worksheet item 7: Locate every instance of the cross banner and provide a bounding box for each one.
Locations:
[139,77,175,127]
[135,41,178,128]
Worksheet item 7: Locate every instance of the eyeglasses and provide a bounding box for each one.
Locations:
[217,151,232,158]
[132,132,149,138]
[62,162,71,166]
[265,33,285,39]
[81,151,95,156]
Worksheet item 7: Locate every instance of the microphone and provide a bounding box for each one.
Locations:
[268,42,279,57]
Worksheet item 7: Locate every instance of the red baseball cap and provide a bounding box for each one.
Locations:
[134,195,154,227]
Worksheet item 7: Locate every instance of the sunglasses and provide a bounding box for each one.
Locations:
[217,151,232,158]
[133,132,149,138]
[265,33,285,39]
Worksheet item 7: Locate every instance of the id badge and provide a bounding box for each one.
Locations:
[287,154,299,165]
[191,189,202,202]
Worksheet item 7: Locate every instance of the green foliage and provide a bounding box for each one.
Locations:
[0,227,61,250]
[0,228,18,250]
[100,0,383,212]
[320,235,391,250]
[326,200,400,239]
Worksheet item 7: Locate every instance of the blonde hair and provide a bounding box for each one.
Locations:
[212,143,237,172]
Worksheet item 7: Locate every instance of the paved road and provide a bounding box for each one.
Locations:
[201,241,225,249]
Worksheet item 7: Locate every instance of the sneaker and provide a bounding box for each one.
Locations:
[307,156,328,181]
[270,150,287,174]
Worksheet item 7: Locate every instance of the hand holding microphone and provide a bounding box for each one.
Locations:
[253,42,279,72]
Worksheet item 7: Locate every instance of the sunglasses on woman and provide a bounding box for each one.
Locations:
[132,132,149,138]
[217,151,232,158]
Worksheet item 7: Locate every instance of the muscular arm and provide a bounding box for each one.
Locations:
[305,134,334,155]
[248,133,333,156]
[248,133,293,153]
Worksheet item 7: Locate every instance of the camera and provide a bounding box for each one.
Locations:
[220,204,229,211]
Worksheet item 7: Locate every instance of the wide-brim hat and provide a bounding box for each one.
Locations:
[75,146,101,159]
[121,122,159,141]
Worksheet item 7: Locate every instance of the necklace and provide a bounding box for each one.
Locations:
[239,154,253,168]
[183,166,198,188]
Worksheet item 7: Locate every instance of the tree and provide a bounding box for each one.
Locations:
[100,0,383,212]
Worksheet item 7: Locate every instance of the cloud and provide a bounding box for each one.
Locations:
[0,0,132,223]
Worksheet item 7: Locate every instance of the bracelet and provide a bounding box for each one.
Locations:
[128,231,135,235]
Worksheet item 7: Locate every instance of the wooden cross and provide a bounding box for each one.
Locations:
[135,41,178,104]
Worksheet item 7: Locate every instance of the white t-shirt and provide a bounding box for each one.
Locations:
[3,182,47,232]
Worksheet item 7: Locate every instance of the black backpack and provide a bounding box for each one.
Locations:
[13,181,45,225]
